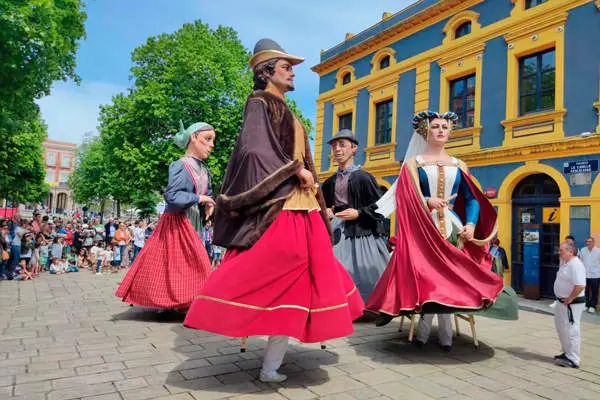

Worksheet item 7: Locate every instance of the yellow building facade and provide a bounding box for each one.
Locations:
[313,0,600,296]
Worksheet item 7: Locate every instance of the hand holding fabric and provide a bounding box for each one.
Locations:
[459,224,475,242]
[427,197,447,211]
[335,208,359,221]
[325,208,334,219]
[296,168,315,190]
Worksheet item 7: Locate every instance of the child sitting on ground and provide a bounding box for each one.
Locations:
[14,260,33,281]
[64,256,79,273]
[49,257,65,275]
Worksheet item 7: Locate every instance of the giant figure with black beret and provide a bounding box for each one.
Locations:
[184,39,364,383]
[321,129,389,302]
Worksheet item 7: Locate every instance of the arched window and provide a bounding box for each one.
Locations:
[379,55,391,70]
[342,73,351,85]
[455,22,472,39]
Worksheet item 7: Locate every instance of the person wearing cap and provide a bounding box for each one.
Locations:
[116,121,216,310]
[321,129,389,303]
[184,39,364,383]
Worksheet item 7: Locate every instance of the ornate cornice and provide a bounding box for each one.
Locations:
[312,0,483,74]
[438,42,485,65]
[463,134,600,167]
[504,11,567,42]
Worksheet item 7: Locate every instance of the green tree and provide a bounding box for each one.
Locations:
[95,21,314,214]
[69,135,110,207]
[0,109,49,204]
[0,0,87,202]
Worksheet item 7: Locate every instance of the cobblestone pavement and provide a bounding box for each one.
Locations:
[1,271,600,400]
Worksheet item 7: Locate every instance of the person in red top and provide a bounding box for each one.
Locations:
[65,223,74,254]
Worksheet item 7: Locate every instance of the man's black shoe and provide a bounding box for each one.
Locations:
[374,313,394,327]
[554,352,566,360]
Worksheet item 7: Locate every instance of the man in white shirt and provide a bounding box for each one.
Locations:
[579,237,600,313]
[553,241,586,368]
[132,220,146,264]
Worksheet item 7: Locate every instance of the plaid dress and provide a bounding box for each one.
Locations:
[116,157,212,309]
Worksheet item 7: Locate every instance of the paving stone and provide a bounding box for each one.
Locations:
[76,361,126,375]
[113,376,149,391]
[179,363,240,380]
[276,387,318,400]
[306,375,365,396]
[15,368,76,384]
[47,382,117,400]
[82,394,125,400]
[189,381,261,400]
[13,380,53,395]
[119,385,170,400]
[51,370,124,389]
[351,368,406,386]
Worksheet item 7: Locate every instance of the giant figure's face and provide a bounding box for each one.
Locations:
[269,59,295,92]
[427,117,450,146]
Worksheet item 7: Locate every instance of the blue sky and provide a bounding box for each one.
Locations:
[37,0,415,144]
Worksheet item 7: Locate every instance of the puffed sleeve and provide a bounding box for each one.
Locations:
[164,160,200,212]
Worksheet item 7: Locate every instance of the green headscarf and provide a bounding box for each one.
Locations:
[174,120,214,149]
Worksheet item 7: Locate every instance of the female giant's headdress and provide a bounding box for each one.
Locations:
[375,110,458,218]
[412,110,458,139]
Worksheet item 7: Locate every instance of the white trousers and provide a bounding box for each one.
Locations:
[261,335,289,375]
[554,302,584,365]
[416,314,453,346]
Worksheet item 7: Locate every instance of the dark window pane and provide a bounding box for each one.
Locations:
[520,95,537,114]
[467,112,475,128]
[520,76,537,95]
[379,55,390,69]
[449,74,476,130]
[542,51,555,71]
[541,70,555,91]
[451,80,465,97]
[375,100,393,145]
[541,92,554,110]
[338,113,352,131]
[455,22,471,39]
[342,73,351,85]
[518,48,555,115]
[526,0,547,9]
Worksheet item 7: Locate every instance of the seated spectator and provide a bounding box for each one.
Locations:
[14,260,33,281]
[49,257,65,275]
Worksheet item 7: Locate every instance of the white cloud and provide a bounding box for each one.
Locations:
[36,81,128,144]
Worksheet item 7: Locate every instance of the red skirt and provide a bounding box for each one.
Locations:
[115,212,211,310]
[366,166,502,316]
[183,210,364,343]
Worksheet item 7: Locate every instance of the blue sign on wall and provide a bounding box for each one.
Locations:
[563,160,598,174]
[523,228,540,286]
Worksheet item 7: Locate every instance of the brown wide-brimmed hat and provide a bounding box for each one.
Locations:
[249,38,304,69]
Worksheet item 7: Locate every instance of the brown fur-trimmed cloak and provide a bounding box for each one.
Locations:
[213,90,331,249]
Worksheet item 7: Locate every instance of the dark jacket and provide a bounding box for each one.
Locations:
[214,90,330,249]
[322,169,384,238]
[104,222,117,244]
